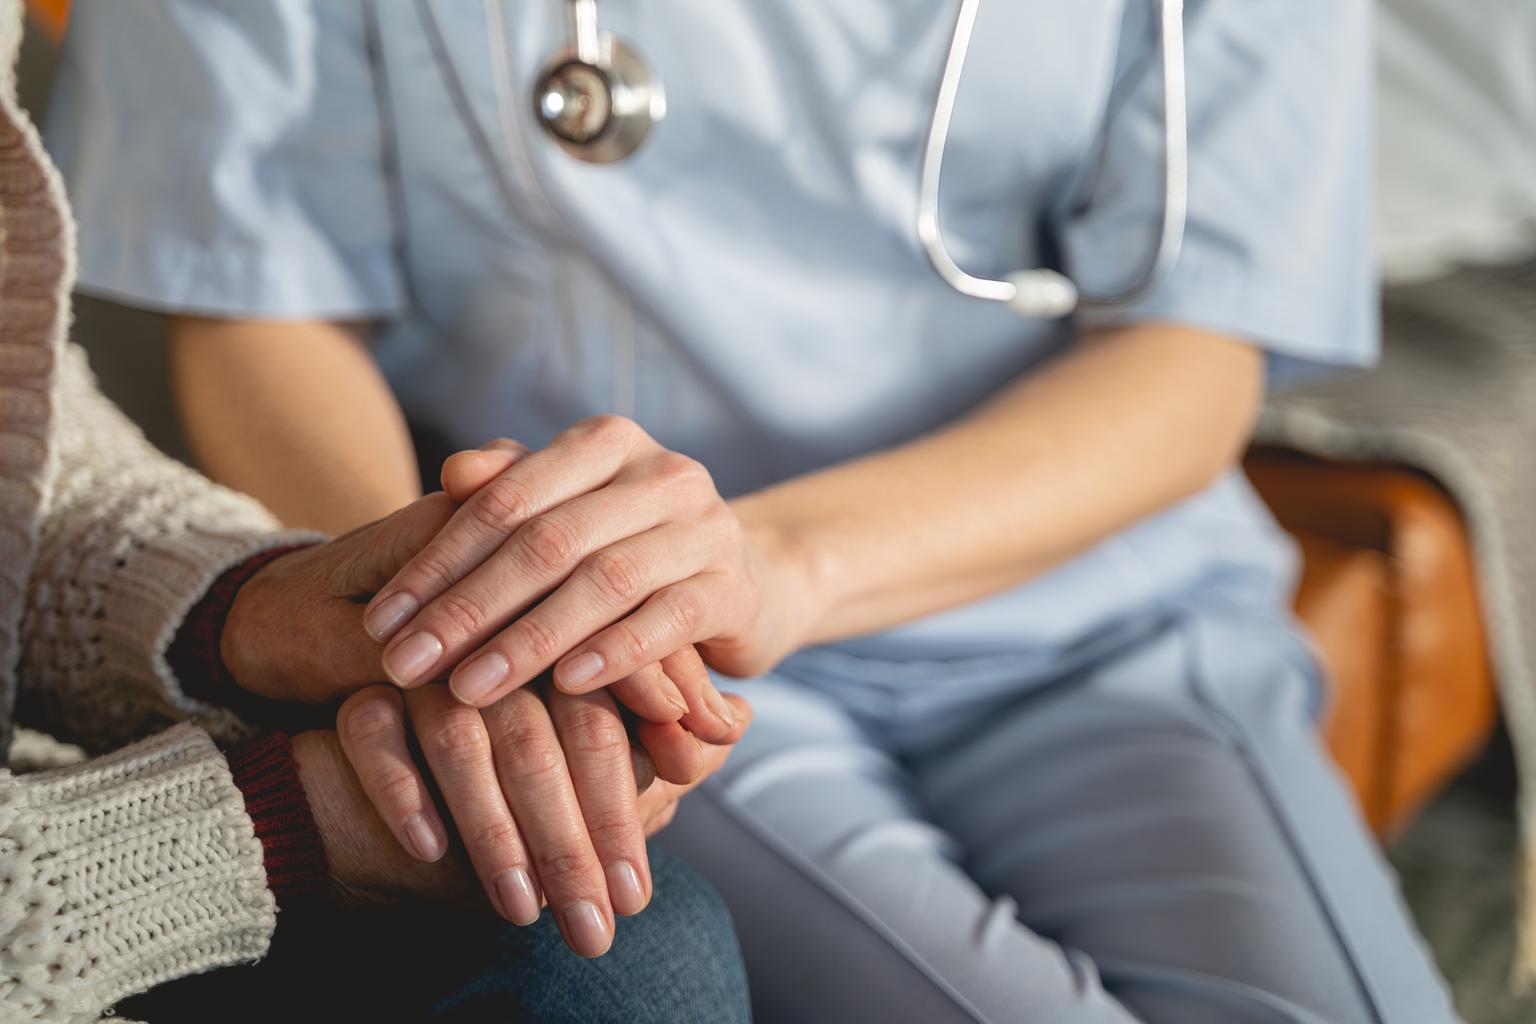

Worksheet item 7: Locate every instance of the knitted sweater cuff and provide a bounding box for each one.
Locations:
[226,732,329,905]
[0,724,275,1019]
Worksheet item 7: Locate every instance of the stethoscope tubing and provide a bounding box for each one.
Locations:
[918,0,1188,316]
[512,0,1190,319]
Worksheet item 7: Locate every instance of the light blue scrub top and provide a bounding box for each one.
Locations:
[47,1,1375,675]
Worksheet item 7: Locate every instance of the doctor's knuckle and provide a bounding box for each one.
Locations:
[664,590,705,633]
[434,590,492,637]
[519,515,582,575]
[407,546,468,598]
[654,451,710,492]
[703,502,741,538]
[580,414,641,449]
[472,479,538,533]
[514,614,563,661]
[585,548,645,604]
[609,623,652,665]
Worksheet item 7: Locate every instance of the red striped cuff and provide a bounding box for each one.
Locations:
[227,731,330,905]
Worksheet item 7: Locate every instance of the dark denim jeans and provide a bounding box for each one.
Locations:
[119,847,750,1023]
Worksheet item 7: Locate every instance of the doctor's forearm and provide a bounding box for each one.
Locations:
[168,317,421,534]
[731,322,1264,646]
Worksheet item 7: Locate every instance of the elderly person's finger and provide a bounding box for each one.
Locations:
[335,685,449,863]
[405,685,545,928]
[545,688,653,917]
[479,688,617,956]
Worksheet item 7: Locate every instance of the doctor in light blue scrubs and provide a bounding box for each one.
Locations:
[49,1,1458,1021]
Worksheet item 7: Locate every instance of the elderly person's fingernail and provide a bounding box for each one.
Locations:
[496,868,542,926]
[451,652,510,704]
[384,632,443,686]
[607,861,648,916]
[365,592,418,642]
[563,901,613,957]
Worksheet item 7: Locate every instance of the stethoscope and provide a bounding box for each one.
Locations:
[515,0,1188,319]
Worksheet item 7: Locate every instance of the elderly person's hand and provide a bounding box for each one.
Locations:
[323,682,750,957]
[361,422,813,711]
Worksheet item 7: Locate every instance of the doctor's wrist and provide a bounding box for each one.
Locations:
[726,505,832,665]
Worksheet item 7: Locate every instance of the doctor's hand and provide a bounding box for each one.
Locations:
[362,421,811,710]
[331,681,751,956]
[219,486,720,741]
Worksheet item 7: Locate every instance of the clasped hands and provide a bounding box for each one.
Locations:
[222,417,815,956]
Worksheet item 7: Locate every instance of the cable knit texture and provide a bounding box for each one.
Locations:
[0,5,320,1020]
[0,725,276,1022]
[16,346,320,753]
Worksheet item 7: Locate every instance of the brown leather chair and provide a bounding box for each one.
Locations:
[1246,449,1498,836]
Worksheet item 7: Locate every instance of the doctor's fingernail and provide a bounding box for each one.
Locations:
[705,687,738,729]
[451,652,510,704]
[365,592,418,641]
[384,632,443,687]
[496,868,542,926]
[556,652,605,691]
[563,900,612,957]
[607,860,648,916]
[664,691,690,718]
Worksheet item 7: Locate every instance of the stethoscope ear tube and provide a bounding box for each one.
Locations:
[918,0,1188,318]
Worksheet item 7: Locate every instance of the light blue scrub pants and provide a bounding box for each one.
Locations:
[659,607,1460,1023]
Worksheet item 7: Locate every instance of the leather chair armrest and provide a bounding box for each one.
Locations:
[1246,449,1497,835]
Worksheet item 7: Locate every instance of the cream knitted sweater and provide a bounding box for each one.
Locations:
[0,5,318,1020]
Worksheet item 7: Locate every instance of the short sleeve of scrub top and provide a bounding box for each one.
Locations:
[45,0,403,319]
[1061,0,1376,389]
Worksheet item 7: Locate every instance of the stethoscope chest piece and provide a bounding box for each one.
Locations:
[533,1,665,164]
